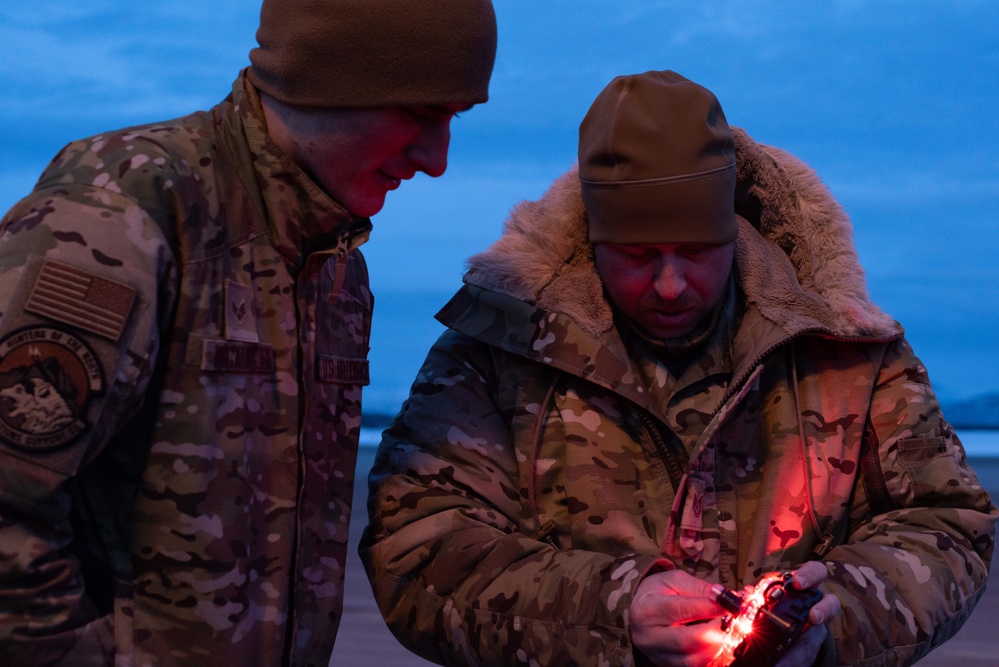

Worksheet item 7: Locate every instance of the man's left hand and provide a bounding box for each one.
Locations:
[774,561,841,667]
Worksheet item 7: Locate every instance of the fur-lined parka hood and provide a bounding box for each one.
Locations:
[461,128,900,342]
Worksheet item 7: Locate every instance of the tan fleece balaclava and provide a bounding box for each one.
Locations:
[579,70,738,244]
[248,0,497,108]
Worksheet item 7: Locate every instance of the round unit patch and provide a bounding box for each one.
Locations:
[0,326,105,450]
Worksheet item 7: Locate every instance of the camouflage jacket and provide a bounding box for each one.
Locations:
[361,130,997,666]
[0,71,372,666]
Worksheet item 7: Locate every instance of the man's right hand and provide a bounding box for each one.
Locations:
[629,569,727,666]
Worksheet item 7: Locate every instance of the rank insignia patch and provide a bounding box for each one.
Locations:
[0,327,105,450]
[224,280,259,343]
[25,260,136,342]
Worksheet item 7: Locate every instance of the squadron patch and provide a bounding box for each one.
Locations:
[0,326,104,450]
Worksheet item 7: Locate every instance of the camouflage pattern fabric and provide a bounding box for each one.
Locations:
[360,131,996,666]
[0,71,372,666]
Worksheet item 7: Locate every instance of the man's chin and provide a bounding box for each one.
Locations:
[346,195,387,218]
[640,314,698,340]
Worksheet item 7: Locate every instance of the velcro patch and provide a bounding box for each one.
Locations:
[317,354,369,385]
[201,339,276,373]
[224,280,259,343]
[25,260,136,342]
[0,326,104,451]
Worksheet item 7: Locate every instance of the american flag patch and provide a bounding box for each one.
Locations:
[25,260,136,342]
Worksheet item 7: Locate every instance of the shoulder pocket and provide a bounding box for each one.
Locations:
[897,435,954,490]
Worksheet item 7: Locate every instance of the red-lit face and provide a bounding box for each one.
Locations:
[268,102,471,218]
[594,241,735,340]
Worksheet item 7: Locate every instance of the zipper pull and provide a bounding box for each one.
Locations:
[531,519,557,545]
[812,533,836,558]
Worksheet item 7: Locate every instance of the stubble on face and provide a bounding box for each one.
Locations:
[594,240,734,341]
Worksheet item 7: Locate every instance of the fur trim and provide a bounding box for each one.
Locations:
[464,168,614,334]
[732,129,897,336]
[465,128,898,339]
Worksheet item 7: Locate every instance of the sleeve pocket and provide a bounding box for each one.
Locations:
[897,435,964,499]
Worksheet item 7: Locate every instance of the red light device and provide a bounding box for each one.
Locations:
[712,571,823,666]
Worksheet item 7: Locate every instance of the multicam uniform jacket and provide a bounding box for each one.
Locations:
[0,71,372,666]
[361,129,997,666]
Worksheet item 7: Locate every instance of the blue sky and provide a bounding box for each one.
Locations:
[1,1,996,409]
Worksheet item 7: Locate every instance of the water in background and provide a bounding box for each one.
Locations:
[366,288,452,416]
[961,430,999,458]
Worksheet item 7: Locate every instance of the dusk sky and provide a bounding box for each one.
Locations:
[2,1,996,411]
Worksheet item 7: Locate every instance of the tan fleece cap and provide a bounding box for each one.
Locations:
[579,70,738,244]
[248,0,497,108]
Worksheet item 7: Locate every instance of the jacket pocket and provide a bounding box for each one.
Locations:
[897,435,956,493]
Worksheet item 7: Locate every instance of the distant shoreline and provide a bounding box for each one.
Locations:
[361,412,396,431]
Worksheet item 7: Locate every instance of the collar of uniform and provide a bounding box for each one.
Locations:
[233,70,372,270]
[621,276,739,396]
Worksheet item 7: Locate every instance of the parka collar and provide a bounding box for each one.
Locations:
[219,70,372,271]
[456,128,901,346]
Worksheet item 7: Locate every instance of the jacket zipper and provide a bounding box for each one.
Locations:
[528,372,561,546]
[719,328,900,410]
[634,409,686,493]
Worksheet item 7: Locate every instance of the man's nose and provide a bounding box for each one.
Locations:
[409,119,451,178]
[652,258,686,301]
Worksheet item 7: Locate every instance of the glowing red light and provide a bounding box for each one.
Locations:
[709,572,785,667]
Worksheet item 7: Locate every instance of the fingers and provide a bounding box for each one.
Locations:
[774,565,841,667]
[790,560,829,589]
[632,571,725,627]
[630,566,841,667]
[787,561,842,626]
[653,569,724,598]
[630,571,729,666]
[808,593,841,626]
[633,617,726,667]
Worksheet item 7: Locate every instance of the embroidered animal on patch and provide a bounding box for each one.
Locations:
[0,376,76,433]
